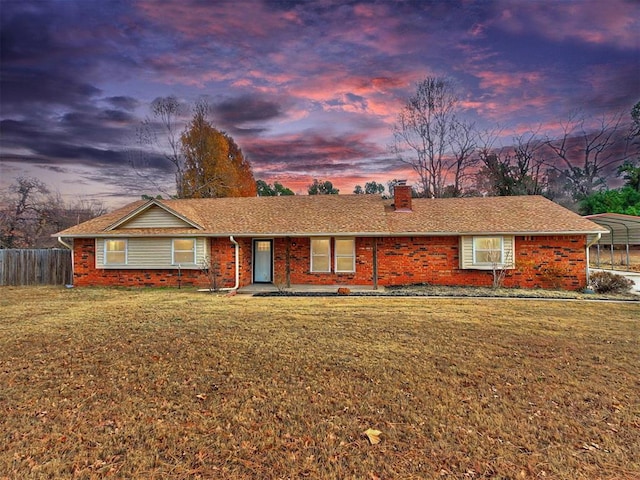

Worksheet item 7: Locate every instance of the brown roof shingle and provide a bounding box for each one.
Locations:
[55,194,607,237]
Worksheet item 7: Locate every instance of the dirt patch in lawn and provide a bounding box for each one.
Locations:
[1,287,639,479]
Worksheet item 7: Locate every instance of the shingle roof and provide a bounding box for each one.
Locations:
[55,194,607,237]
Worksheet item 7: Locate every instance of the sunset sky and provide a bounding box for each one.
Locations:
[1,0,639,206]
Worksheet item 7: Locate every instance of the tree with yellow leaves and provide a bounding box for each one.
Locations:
[180,101,257,198]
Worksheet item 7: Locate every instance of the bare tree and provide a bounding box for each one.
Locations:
[544,110,631,200]
[133,96,187,197]
[510,130,548,195]
[475,130,550,197]
[392,77,466,198]
[0,177,49,248]
[447,119,478,196]
[0,177,106,248]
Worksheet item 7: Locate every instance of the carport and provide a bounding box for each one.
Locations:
[585,213,640,268]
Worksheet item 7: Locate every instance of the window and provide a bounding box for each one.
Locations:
[105,239,127,265]
[335,238,355,272]
[172,238,196,264]
[310,238,331,272]
[473,236,503,264]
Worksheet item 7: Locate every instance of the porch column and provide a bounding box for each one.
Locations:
[373,237,378,290]
[285,237,291,288]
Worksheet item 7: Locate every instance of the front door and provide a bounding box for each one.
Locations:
[253,239,273,283]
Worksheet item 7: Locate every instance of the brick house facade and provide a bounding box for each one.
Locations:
[57,187,605,291]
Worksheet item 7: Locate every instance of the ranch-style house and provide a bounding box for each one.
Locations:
[54,184,607,290]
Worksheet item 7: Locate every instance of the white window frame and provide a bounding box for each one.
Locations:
[104,239,128,265]
[310,237,331,273]
[472,236,504,265]
[334,237,355,273]
[172,238,196,265]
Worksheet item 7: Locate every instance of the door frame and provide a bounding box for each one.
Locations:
[252,239,274,283]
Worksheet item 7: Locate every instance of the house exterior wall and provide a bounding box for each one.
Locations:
[375,235,586,289]
[274,237,376,286]
[72,234,587,290]
[73,237,238,288]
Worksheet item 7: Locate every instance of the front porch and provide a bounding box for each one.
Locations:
[237,283,385,295]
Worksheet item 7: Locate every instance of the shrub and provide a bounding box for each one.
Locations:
[589,271,634,294]
[539,264,572,289]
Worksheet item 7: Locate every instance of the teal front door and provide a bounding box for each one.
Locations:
[253,240,273,283]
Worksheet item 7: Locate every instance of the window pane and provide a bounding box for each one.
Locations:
[311,239,330,255]
[256,241,270,252]
[312,256,330,272]
[311,238,330,272]
[174,251,194,264]
[336,256,354,272]
[106,240,126,252]
[106,251,125,264]
[474,237,501,250]
[335,238,354,255]
[475,251,494,263]
[105,240,126,264]
[474,236,503,264]
[174,239,195,251]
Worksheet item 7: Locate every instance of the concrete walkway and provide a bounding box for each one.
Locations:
[591,268,640,295]
[237,284,385,294]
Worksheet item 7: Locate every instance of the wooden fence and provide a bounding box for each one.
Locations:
[0,249,73,286]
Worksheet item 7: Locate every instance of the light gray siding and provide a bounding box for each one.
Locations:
[459,235,515,270]
[96,237,207,269]
[119,206,194,229]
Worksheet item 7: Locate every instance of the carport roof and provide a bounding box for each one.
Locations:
[584,213,640,245]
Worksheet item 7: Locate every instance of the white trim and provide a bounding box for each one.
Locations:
[104,238,128,265]
[252,238,274,283]
[219,236,240,291]
[310,237,331,273]
[472,236,504,265]
[172,238,196,265]
[334,237,356,273]
[61,230,605,239]
[461,235,515,270]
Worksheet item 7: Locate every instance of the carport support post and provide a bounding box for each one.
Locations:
[610,239,614,269]
[626,242,630,268]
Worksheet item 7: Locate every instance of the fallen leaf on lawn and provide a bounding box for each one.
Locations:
[364,428,382,445]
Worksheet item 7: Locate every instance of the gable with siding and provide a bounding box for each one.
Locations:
[118,205,196,229]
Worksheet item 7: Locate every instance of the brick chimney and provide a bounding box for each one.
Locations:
[393,180,412,211]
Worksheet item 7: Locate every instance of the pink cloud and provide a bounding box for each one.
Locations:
[495,0,639,50]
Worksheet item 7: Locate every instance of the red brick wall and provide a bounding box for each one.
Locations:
[276,237,376,286]
[375,235,587,290]
[73,235,587,290]
[72,238,239,288]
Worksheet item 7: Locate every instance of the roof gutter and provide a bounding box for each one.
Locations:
[57,237,74,286]
[61,229,608,239]
[219,235,239,291]
[586,233,601,286]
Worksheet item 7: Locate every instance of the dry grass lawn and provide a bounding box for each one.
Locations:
[1,287,639,479]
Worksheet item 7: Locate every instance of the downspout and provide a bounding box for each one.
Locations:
[220,235,240,291]
[586,233,602,285]
[57,237,74,286]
